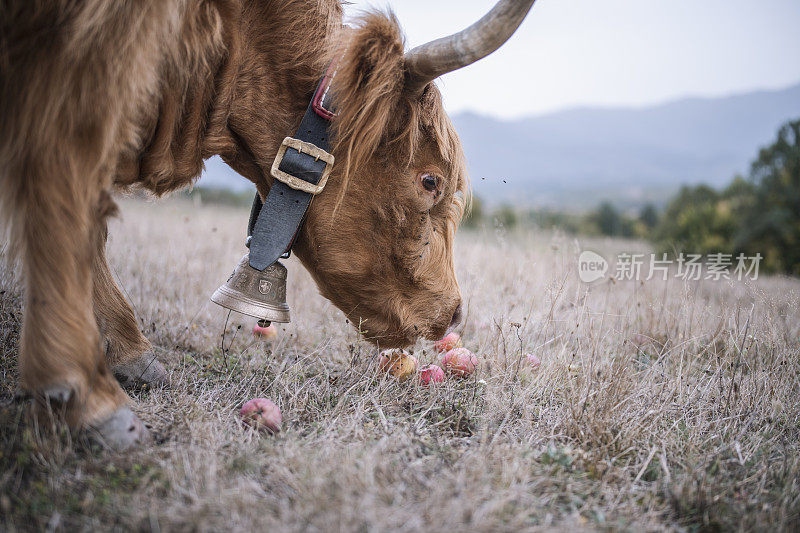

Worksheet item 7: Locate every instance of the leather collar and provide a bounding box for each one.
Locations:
[246,55,342,271]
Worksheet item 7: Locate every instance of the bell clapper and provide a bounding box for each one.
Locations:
[257,319,271,328]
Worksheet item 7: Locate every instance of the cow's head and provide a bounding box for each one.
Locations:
[293,1,534,347]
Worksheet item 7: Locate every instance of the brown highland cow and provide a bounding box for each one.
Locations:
[0,0,534,448]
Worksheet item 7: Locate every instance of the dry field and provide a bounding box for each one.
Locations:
[1,197,799,532]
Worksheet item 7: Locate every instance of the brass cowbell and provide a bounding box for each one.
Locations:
[210,254,290,324]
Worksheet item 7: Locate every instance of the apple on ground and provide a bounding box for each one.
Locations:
[240,398,282,433]
[379,350,419,381]
[441,347,479,378]
[434,332,462,354]
[525,353,541,370]
[419,364,446,386]
[253,323,278,340]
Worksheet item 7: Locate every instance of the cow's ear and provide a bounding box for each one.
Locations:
[333,12,405,180]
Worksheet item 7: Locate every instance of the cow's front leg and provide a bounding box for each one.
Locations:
[19,187,148,449]
[92,224,167,389]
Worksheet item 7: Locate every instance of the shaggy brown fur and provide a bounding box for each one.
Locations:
[300,12,468,347]
[0,0,467,432]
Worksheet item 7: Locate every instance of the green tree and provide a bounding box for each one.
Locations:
[736,120,800,274]
[596,202,620,236]
[493,205,517,229]
[639,203,659,231]
[653,185,740,255]
[651,119,800,274]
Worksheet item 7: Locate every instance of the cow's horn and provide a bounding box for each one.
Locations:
[404,0,536,96]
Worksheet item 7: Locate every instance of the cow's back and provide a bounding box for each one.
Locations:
[0,0,198,200]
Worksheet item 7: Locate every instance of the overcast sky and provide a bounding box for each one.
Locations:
[344,0,800,119]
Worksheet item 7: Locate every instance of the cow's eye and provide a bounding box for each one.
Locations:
[420,173,438,192]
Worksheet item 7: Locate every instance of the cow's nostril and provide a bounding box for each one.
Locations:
[449,303,463,328]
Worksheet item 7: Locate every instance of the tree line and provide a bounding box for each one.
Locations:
[464,119,800,275]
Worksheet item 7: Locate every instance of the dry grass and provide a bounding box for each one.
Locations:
[1,197,799,532]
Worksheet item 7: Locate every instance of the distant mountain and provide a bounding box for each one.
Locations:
[454,83,800,209]
[198,83,800,209]
[198,155,248,192]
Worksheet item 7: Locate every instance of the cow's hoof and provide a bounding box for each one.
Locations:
[112,352,168,389]
[42,385,73,404]
[89,406,150,450]
[13,386,72,404]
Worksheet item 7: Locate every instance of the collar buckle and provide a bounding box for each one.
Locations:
[271,137,334,195]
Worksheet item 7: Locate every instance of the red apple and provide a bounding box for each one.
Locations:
[434,332,462,354]
[525,353,542,370]
[441,347,479,378]
[253,323,278,340]
[379,350,419,381]
[240,398,282,433]
[419,364,446,386]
